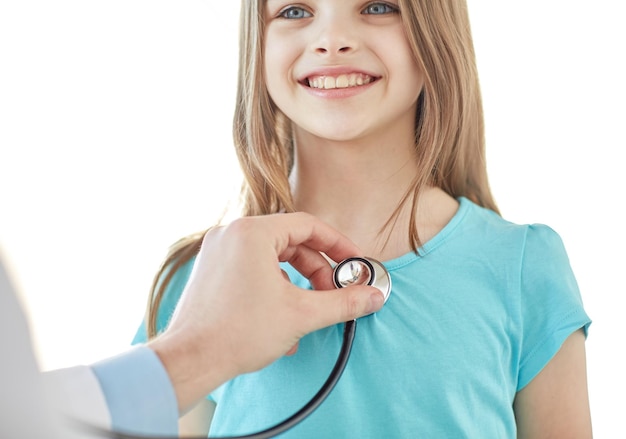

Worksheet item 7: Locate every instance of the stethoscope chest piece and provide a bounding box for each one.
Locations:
[332,257,392,306]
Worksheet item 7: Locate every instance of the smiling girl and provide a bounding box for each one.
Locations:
[133,1,592,437]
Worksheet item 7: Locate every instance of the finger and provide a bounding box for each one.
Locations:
[281,245,336,291]
[264,212,363,263]
[294,285,385,332]
[285,342,299,356]
[280,269,291,281]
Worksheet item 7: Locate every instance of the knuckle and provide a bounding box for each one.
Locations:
[220,217,261,250]
[292,211,314,224]
[345,292,361,319]
[227,217,255,235]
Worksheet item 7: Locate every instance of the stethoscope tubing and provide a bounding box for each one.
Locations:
[74,319,357,439]
[76,257,391,439]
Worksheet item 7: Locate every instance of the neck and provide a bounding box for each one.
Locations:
[289,125,460,261]
[290,128,423,260]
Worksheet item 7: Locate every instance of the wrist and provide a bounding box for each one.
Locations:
[148,329,233,413]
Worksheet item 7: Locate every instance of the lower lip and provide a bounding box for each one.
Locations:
[302,80,377,99]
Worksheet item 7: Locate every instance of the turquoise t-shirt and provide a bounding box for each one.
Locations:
[133,197,591,438]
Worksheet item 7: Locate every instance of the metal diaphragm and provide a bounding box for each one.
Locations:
[332,257,392,305]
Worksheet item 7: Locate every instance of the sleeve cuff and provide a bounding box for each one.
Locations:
[517,309,591,391]
[91,345,179,436]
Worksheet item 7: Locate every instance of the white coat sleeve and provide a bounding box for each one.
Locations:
[42,365,112,430]
[0,253,178,438]
[0,253,78,438]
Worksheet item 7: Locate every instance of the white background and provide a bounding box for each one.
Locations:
[1,1,624,436]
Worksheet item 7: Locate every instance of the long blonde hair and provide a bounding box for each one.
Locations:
[145,0,498,338]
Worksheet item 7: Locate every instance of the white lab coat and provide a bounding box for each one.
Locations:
[0,254,111,438]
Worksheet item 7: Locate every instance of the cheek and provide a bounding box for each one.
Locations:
[263,34,292,101]
[264,27,307,87]
[381,38,424,95]
[264,64,285,110]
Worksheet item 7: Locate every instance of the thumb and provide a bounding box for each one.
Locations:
[298,285,385,332]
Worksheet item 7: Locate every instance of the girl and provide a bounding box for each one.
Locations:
[133,0,592,437]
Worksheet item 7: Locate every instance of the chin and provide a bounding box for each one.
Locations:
[296,121,372,143]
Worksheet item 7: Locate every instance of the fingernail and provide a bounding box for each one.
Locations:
[367,291,385,314]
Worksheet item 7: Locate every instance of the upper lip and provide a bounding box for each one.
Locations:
[297,66,381,85]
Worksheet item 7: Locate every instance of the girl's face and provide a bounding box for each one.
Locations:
[263,0,424,143]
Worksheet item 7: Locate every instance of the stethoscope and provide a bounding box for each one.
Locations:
[80,257,392,439]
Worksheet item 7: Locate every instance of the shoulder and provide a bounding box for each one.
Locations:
[521,223,570,265]
[457,198,567,254]
[452,201,583,304]
[517,223,584,316]
[462,198,584,307]
[516,224,583,297]
[513,226,590,390]
[456,200,591,389]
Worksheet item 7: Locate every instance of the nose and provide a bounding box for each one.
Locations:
[311,15,358,56]
[316,45,352,55]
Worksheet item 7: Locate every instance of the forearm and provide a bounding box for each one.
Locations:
[148,327,234,414]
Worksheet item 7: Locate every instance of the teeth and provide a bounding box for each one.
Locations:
[336,75,349,88]
[307,73,373,89]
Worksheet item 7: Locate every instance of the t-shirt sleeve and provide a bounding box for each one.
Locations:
[517,224,591,390]
[131,257,197,345]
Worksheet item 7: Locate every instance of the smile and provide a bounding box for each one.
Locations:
[306,73,376,90]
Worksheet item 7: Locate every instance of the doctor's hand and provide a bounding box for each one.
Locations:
[147,212,384,412]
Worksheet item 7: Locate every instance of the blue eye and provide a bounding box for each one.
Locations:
[279,6,313,19]
[362,2,398,15]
